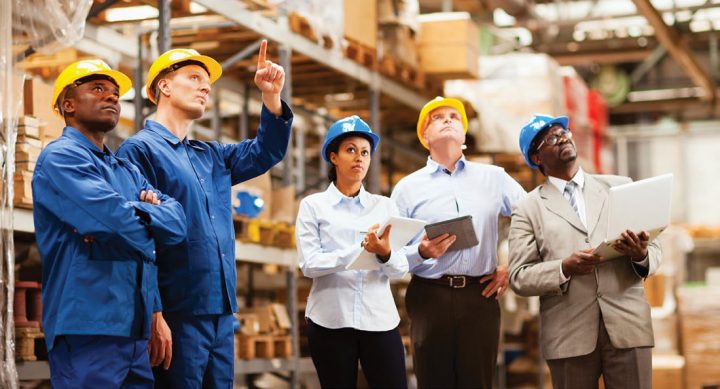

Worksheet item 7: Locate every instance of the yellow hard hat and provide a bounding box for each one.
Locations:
[52,59,132,114]
[416,96,468,149]
[146,48,222,104]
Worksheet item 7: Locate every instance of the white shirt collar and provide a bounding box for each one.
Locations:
[425,155,467,174]
[548,167,586,194]
[325,182,369,207]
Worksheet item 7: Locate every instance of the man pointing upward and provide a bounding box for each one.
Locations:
[118,41,293,387]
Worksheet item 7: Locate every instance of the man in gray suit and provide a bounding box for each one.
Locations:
[508,114,661,389]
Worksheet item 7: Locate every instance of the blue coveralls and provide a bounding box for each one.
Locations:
[32,127,187,388]
[116,102,293,387]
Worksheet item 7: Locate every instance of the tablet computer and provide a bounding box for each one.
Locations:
[424,215,479,252]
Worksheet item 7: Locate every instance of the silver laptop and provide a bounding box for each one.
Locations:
[593,174,673,259]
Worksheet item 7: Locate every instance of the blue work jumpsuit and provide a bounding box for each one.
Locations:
[33,126,187,388]
[116,101,293,387]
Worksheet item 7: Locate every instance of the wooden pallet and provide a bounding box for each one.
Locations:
[288,12,333,49]
[234,216,261,243]
[271,224,295,249]
[258,221,276,246]
[273,335,292,358]
[236,334,274,359]
[16,327,43,362]
[379,56,425,90]
[236,334,292,359]
[344,39,377,69]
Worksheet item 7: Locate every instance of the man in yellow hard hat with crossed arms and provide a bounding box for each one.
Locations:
[391,97,526,388]
[33,59,186,388]
[117,41,293,387]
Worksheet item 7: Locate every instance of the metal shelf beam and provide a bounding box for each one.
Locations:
[193,0,428,110]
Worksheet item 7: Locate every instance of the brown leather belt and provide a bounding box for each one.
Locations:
[412,274,486,289]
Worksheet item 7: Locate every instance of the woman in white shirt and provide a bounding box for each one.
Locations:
[295,115,408,388]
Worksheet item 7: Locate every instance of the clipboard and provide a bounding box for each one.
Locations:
[346,216,427,271]
[424,215,479,252]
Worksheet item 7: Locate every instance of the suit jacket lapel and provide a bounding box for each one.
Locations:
[539,180,587,234]
[583,174,607,237]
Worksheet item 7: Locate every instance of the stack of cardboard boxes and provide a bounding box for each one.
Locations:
[235,304,293,360]
[14,115,41,208]
[677,286,720,389]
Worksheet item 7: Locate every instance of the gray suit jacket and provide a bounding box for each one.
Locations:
[508,174,661,360]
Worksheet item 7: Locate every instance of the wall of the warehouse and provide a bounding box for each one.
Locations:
[614,120,720,225]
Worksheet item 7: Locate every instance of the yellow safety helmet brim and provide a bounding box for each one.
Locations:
[52,59,132,115]
[416,96,469,149]
[145,48,222,104]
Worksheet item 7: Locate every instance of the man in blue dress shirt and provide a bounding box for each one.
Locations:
[116,42,292,387]
[33,59,187,388]
[391,97,526,388]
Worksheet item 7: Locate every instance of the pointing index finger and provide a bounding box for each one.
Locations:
[257,40,267,69]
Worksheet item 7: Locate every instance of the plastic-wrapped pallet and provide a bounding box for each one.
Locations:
[445,53,565,153]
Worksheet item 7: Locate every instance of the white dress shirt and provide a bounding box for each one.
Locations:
[295,183,408,331]
[548,168,648,283]
[391,156,526,278]
[547,168,588,229]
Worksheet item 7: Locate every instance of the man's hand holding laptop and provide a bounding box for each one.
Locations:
[562,229,649,277]
[612,229,650,262]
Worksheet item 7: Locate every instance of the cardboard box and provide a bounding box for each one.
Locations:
[16,136,42,148]
[644,273,666,307]
[16,142,42,163]
[271,185,298,223]
[677,287,720,389]
[378,0,419,31]
[14,171,33,209]
[418,12,479,50]
[652,313,678,355]
[652,355,685,389]
[344,0,377,48]
[16,161,37,173]
[600,355,684,389]
[238,305,277,334]
[418,13,479,78]
[17,116,41,139]
[685,353,720,389]
[419,45,478,79]
[40,122,63,145]
[379,25,419,67]
[25,78,66,140]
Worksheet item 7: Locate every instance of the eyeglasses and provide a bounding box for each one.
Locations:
[536,129,572,151]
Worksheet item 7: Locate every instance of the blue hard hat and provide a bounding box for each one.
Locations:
[518,114,569,168]
[322,115,380,162]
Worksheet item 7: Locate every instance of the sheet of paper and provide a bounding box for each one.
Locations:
[346,216,427,271]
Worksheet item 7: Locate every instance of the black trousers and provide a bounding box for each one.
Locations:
[405,276,500,389]
[306,319,408,389]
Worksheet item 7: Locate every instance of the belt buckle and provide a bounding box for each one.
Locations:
[449,275,466,288]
